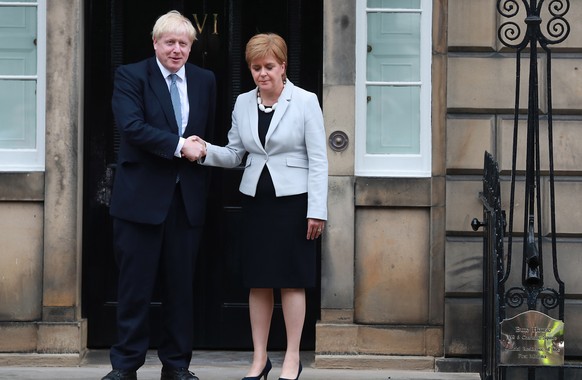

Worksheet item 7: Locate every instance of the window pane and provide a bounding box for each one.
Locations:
[367,12,420,82]
[0,6,37,75]
[366,85,420,154]
[367,0,420,9]
[0,80,36,149]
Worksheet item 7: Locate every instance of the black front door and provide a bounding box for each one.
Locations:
[82,0,323,349]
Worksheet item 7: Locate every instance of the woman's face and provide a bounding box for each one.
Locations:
[249,55,286,95]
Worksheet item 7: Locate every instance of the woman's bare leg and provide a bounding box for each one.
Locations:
[246,288,274,377]
[279,288,305,379]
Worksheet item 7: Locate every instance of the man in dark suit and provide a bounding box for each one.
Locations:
[102,10,215,380]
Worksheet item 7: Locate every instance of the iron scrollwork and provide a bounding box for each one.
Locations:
[505,286,560,310]
[497,0,570,48]
[496,0,568,315]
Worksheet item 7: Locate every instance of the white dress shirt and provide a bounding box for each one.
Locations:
[156,59,189,157]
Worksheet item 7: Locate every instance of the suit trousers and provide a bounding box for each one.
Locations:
[110,183,202,371]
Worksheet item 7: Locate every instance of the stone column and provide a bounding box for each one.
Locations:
[41,0,87,360]
[316,0,357,364]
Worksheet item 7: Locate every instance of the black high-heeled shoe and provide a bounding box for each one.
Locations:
[278,361,302,380]
[242,357,272,380]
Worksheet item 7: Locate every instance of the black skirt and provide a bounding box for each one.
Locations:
[240,167,316,288]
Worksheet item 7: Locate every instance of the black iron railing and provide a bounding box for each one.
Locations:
[472,152,506,380]
[472,1,572,379]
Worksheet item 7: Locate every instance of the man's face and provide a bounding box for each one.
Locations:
[153,32,192,73]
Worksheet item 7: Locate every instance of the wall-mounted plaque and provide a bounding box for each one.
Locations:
[500,310,564,366]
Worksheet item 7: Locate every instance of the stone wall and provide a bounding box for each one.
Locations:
[0,0,86,364]
[315,0,448,369]
[446,0,582,358]
[2,0,580,369]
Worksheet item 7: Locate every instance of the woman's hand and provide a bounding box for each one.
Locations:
[307,218,325,240]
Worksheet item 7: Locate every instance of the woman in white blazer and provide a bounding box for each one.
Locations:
[193,33,327,380]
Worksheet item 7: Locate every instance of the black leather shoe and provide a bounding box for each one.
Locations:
[101,369,137,380]
[160,367,199,380]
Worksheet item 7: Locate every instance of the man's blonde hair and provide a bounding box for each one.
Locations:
[152,10,196,42]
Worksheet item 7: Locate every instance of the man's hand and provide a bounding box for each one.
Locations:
[187,135,207,147]
[181,138,206,161]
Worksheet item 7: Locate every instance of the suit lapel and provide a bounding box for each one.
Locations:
[147,58,179,134]
[185,65,199,136]
[264,80,293,145]
[247,90,263,151]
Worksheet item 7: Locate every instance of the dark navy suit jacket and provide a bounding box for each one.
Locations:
[110,57,216,226]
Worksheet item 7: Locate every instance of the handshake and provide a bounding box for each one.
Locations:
[180,135,207,162]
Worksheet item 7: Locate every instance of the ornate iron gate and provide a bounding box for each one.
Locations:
[472,152,506,380]
[472,1,573,379]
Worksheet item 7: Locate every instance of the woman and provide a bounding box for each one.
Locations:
[193,33,327,380]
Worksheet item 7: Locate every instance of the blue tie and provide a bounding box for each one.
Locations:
[170,74,182,135]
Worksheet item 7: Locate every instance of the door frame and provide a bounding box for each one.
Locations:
[81,0,324,350]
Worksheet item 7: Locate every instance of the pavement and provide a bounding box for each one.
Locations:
[0,350,481,380]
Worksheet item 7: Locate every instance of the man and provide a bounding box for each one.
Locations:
[103,10,215,380]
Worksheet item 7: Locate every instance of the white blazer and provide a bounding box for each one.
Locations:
[202,80,328,220]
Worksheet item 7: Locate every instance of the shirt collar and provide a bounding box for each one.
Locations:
[156,58,185,81]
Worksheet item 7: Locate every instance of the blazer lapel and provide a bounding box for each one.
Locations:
[264,80,294,145]
[247,89,263,151]
[246,82,294,151]
[147,58,179,134]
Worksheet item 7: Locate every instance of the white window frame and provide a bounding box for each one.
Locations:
[355,0,431,177]
[0,0,46,172]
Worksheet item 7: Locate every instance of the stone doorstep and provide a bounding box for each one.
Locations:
[314,354,436,371]
[0,352,86,367]
[0,352,456,372]
[434,357,482,373]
